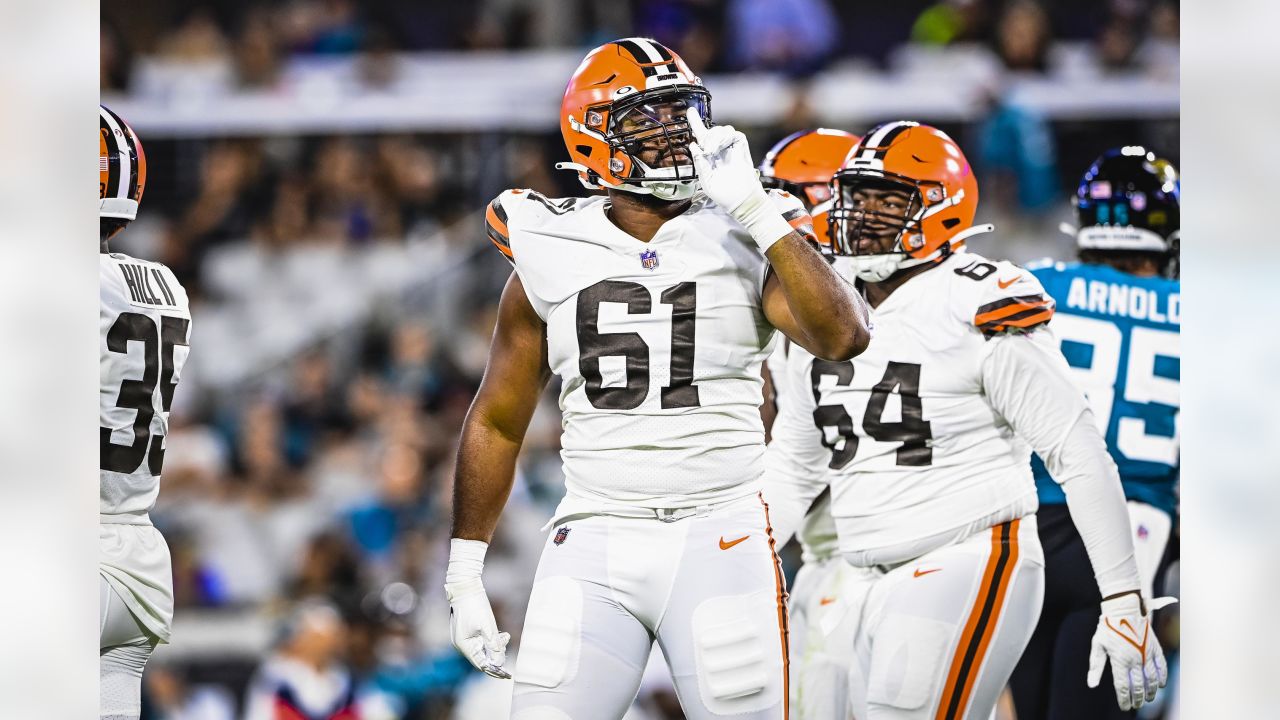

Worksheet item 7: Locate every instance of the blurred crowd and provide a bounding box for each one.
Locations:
[103,1,1179,718]
[103,0,1180,90]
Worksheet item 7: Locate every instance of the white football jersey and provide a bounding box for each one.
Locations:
[487,188,814,511]
[100,252,192,519]
[768,250,1052,562]
[766,339,840,562]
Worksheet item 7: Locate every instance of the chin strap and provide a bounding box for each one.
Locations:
[554,161,604,191]
[946,223,995,246]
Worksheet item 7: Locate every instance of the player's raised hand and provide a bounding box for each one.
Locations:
[686,109,757,210]
[1087,594,1176,710]
[687,108,792,253]
[444,539,512,679]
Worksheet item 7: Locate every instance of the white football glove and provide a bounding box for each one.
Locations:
[1087,594,1176,710]
[687,109,793,253]
[444,539,511,679]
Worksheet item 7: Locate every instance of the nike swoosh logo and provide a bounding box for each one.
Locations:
[719,535,749,550]
[819,596,836,606]
[997,275,1022,289]
[913,567,942,577]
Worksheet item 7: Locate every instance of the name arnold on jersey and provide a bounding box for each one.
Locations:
[1065,277,1179,325]
[117,261,179,308]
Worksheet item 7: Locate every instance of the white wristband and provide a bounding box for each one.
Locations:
[445,538,488,598]
[729,187,793,254]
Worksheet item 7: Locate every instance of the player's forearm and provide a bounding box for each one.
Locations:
[766,234,871,360]
[983,333,1141,597]
[1051,419,1142,598]
[450,411,522,543]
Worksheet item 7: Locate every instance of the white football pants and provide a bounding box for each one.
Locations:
[100,575,157,720]
[510,492,790,720]
[824,518,1044,720]
[788,555,856,720]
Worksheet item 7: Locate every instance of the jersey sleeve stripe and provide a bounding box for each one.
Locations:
[782,209,817,243]
[486,225,512,251]
[973,295,1053,325]
[987,307,1054,332]
[975,300,1050,326]
[788,215,813,232]
[486,228,514,263]
[781,208,809,225]
[977,308,1054,335]
[485,199,510,241]
[485,197,513,264]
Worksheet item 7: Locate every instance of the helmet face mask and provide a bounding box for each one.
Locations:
[831,176,922,255]
[603,87,709,200]
[608,89,707,172]
[829,174,927,281]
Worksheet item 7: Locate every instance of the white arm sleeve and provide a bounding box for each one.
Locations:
[760,351,832,547]
[982,330,1141,598]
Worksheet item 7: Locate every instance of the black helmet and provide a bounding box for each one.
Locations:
[1074,147,1179,276]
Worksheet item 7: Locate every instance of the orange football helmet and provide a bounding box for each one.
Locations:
[557,38,710,201]
[829,121,991,281]
[758,128,860,253]
[100,105,147,222]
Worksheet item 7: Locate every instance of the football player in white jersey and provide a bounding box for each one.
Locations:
[444,39,871,720]
[99,105,193,720]
[756,127,864,720]
[761,122,1172,719]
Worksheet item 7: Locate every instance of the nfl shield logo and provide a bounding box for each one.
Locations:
[553,526,571,546]
[640,249,659,270]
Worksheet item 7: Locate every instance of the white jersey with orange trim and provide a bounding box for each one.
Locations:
[764,250,1054,566]
[486,188,814,517]
[100,252,192,642]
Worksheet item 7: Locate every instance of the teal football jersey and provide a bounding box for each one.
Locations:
[1029,260,1179,516]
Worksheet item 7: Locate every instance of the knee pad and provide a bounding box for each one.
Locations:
[100,641,153,719]
[866,614,952,713]
[690,592,781,714]
[514,576,583,689]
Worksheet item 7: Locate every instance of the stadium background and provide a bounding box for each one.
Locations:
[100,1,1179,718]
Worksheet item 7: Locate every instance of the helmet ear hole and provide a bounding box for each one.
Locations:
[941,218,960,229]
